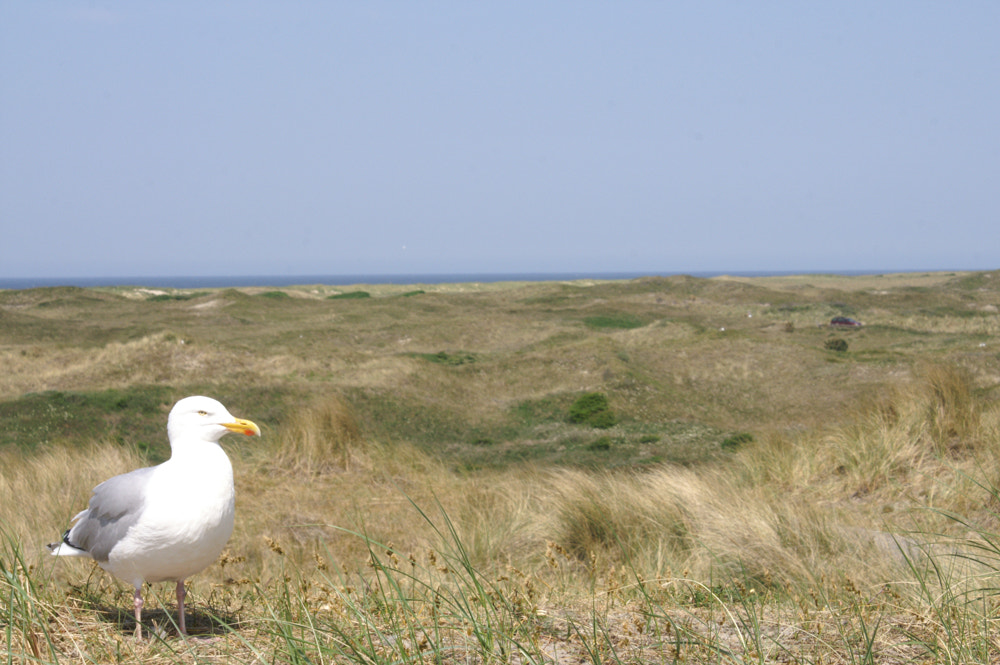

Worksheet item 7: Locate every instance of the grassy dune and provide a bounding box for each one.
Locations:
[2,271,1000,662]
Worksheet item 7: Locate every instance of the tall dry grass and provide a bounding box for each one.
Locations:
[9,365,998,597]
[540,467,829,584]
[5,363,1000,662]
[0,442,145,550]
[261,395,363,474]
[511,364,1000,595]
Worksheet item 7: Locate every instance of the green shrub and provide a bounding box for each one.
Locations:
[583,314,646,330]
[568,392,616,429]
[824,338,848,352]
[328,291,371,300]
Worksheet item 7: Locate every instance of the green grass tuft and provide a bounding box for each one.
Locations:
[825,338,849,352]
[328,291,371,300]
[721,431,754,450]
[582,313,646,329]
[415,350,478,366]
[568,392,616,429]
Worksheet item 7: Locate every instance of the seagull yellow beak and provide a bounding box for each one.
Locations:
[224,418,261,437]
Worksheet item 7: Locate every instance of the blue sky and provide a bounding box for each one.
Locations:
[1,2,997,278]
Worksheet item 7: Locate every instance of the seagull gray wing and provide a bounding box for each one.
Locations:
[65,466,156,562]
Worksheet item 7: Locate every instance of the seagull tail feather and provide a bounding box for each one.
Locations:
[47,530,90,557]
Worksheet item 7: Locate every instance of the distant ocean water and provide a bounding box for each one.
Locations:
[0,270,958,291]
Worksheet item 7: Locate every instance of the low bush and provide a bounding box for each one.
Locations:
[824,338,848,352]
[568,392,616,429]
[328,291,371,300]
[583,314,646,330]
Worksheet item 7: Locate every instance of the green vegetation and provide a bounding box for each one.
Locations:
[582,313,646,329]
[256,290,291,299]
[328,290,371,299]
[825,338,849,352]
[568,391,616,428]
[414,350,478,366]
[0,386,174,454]
[721,431,754,450]
[2,270,1000,662]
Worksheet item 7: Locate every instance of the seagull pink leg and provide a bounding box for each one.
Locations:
[176,580,187,635]
[133,587,144,639]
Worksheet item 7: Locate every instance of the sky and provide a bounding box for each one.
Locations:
[1,2,998,279]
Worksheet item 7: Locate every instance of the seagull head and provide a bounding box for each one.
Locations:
[167,395,261,444]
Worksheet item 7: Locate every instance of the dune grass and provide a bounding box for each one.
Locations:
[3,369,1000,662]
[2,271,1000,662]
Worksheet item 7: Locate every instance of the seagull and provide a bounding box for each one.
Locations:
[49,395,260,637]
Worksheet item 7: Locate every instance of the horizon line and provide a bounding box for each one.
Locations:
[0,268,990,290]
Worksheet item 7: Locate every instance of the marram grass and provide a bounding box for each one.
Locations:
[5,496,1000,663]
[4,370,1000,663]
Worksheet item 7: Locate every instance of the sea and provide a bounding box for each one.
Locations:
[0,269,961,291]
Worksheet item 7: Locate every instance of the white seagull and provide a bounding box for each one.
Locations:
[49,395,260,637]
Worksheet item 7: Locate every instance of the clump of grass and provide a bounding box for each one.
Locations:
[256,291,291,299]
[721,431,754,451]
[415,350,478,366]
[568,392,616,429]
[0,530,58,662]
[263,395,362,474]
[328,291,371,300]
[583,313,646,329]
[824,338,848,352]
[918,363,981,447]
[541,468,825,586]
